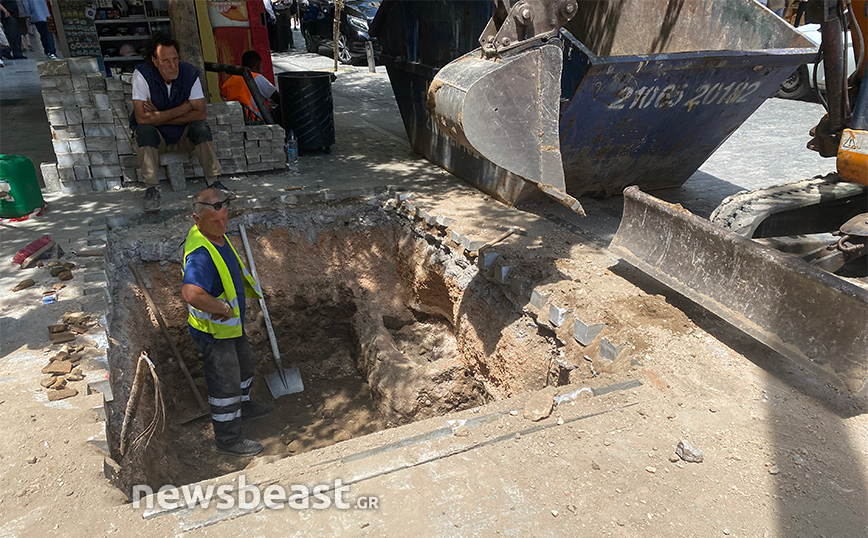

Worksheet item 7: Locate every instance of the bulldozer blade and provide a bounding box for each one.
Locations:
[428,42,579,212]
[610,186,868,397]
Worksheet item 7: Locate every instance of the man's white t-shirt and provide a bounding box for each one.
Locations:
[131,69,205,103]
[254,74,278,109]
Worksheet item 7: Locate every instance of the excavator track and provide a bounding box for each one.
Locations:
[709,174,868,237]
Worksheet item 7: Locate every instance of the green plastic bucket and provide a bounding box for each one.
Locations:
[0,155,45,219]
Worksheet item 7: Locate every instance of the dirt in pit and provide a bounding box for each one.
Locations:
[113,263,393,490]
[108,216,484,492]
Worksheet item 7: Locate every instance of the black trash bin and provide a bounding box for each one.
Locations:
[277,71,336,152]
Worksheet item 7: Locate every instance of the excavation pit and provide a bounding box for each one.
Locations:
[105,196,567,496]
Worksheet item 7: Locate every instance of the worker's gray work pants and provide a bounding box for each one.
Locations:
[191,332,258,446]
[134,121,222,187]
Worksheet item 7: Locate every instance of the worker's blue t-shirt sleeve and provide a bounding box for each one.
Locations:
[182,246,220,297]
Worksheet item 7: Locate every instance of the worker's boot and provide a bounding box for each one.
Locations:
[215,438,263,456]
[206,179,231,193]
[143,186,161,212]
[242,400,275,423]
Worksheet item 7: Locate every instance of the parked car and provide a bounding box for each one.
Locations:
[776,23,858,100]
[299,0,380,65]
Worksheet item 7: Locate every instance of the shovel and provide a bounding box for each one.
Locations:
[238,225,304,398]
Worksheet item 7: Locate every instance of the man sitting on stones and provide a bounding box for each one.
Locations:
[181,188,274,456]
[131,32,227,212]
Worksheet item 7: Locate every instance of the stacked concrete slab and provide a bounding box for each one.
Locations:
[39,58,123,193]
[38,58,288,194]
[207,103,287,175]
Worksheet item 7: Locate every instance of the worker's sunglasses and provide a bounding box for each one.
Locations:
[195,197,232,211]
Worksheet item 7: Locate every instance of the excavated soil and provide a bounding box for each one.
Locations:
[105,201,594,494]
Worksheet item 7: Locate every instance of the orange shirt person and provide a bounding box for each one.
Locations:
[220,50,280,123]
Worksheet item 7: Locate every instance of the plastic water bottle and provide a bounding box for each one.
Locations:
[285,130,299,173]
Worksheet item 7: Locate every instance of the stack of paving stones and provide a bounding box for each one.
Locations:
[37,58,287,194]
[38,58,122,194]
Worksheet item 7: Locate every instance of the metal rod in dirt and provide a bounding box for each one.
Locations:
[238,225,284,377]
[128,261,210,416]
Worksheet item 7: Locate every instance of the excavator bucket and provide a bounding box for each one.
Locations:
[610,186,868,397]
[427,42,577,210]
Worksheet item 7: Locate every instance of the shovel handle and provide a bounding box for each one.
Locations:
[238,225,283,369]
[129,261,210,416]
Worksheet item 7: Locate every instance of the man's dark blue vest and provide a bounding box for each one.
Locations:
[129,61,199,145]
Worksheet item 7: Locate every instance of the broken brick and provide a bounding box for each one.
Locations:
[42,360,72,375]
[12,279,36,292]
[50,377,67,390]
[48,324,68,334]
[49,332,76,345]
[63,312,90,325]
[48,388,78,401]
[40,376,57,388]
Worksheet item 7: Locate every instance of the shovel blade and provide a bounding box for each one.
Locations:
[265,366,304,398]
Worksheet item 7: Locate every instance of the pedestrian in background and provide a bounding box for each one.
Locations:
[794,0,809,26]
[767,0,786,17]
[25,0,56,59]
[0,3,8,67]
[263,0,277,51]
[0,0,25,60]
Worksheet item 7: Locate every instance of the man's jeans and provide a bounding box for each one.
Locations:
[34,21,56,56]
[134,121,222,186]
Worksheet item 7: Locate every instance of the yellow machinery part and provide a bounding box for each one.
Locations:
[837,1,867,183]
[838,129,868,184]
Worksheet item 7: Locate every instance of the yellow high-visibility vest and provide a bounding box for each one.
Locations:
[182,225,262,338]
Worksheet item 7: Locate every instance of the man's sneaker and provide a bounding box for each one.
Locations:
[242,401,275,423]
[206,180,231,192]
[215,438,263,456]
[47,53,59,60]
[143,186,161,212]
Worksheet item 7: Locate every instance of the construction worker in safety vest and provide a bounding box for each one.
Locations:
[220,50,281,125]
[181,188,274,456]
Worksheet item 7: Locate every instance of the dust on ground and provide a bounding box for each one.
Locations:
[1,190,866,538]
